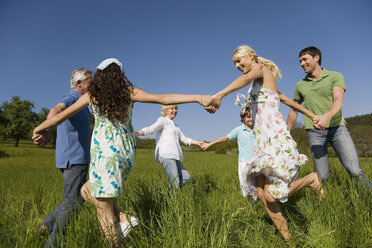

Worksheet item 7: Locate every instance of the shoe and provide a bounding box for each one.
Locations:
[117,216,139,238]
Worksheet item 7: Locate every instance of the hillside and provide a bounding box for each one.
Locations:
[345,113,372,125]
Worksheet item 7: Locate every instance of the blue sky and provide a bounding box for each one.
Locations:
[1,0,371,141]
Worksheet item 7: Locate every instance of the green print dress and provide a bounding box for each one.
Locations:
[246,82,307,203]
[89,104,136,198]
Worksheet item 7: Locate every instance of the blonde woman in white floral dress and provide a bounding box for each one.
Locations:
[206,46,325,241]
[33,58,214,247]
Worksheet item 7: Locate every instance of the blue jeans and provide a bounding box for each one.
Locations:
[307,126,372,190]
[42,163,88,247]
[159,157,190,189]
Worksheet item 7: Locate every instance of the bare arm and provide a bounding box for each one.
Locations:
[278,92,316,120]
[190,139,203,148]
[33,93,90,136]
[48,103,67,119]
[212,65,263,105]
[316,86,344,129]
[201,136,229,151]
[32,103,68,146]
[207,64,276,113]
[190,139,202,145]
[287,108,299,131]
[130,88,213,107]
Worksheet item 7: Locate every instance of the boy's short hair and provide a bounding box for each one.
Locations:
[240,108,251,122]
[161,104,178,116]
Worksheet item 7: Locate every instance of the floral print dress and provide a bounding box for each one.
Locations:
[89,104,136,198]
[244,82,307,203]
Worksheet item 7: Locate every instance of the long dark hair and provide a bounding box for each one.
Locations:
[88,63,133,123]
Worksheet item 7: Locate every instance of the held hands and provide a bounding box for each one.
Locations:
[134,131,144,137]
[202,95,221,114]
[194,141,211,151]
[200,142,211,151]
[312,114,329,130]
[32,129,52,147]
[316,114,330,130]
[199,95,213,108]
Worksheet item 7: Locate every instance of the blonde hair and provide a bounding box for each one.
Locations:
[232,45,282,80]
[161,104,178,116]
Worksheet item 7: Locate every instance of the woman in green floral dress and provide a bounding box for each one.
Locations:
[206,46,325,241]
[33,58,213,247]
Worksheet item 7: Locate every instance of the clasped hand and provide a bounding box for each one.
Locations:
[200,95,221,114]
[312,114,329,130]
[32,129,52,147]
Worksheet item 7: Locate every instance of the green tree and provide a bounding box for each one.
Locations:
[37,107,49,121]
[0,96,38,147]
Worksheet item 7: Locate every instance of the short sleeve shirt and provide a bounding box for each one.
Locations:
[55,90,91,168]
[227,124,254,162]
[293,69,346,129]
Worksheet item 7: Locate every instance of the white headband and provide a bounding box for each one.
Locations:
[96,58,123,71]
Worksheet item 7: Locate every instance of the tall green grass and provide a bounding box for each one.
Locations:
[0,143,371,247]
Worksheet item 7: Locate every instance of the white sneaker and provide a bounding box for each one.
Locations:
[117,216,139,238]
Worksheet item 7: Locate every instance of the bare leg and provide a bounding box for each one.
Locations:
[113,204,130,223]
[288,172,324,200]
[96,198,121,247]
[81,182,98,204]
[256,175,291,241]
[81,182,121,247]
[81,182,131,223]
[259,172,324,204]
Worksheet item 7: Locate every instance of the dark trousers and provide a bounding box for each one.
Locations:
[42,163,88,248]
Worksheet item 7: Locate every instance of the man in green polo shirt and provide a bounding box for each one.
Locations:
[287,46,372,190]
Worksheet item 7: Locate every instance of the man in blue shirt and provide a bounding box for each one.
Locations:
[33,68,92,247]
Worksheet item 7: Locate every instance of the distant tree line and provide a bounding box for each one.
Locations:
[135,137,155,149]
[1,96,371,159]
[137,114,372,159]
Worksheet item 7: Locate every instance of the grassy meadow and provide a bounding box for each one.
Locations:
[0,142,372,248]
